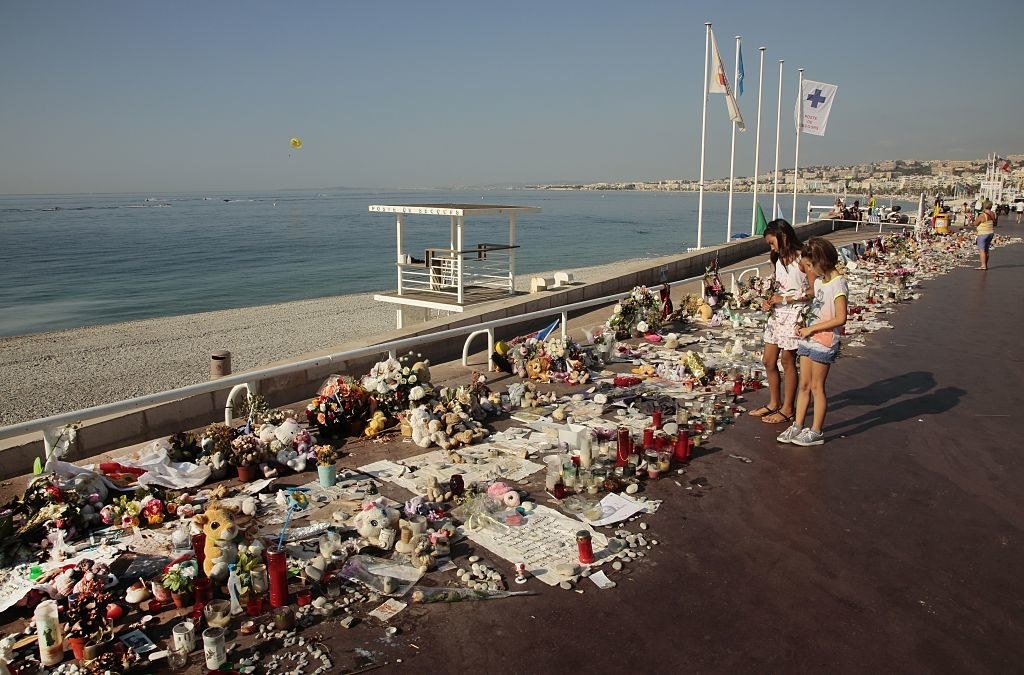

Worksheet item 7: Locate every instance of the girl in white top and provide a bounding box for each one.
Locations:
[749,220,811,426]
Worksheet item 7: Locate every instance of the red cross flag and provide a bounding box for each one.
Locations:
[795,79,838,136]
[708,28,745,131]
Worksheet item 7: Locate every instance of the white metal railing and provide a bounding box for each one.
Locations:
[2,261,759,457]
[398,245,517,298]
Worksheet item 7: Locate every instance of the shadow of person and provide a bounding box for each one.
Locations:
[828,371,936,413]
[826,386,966,438]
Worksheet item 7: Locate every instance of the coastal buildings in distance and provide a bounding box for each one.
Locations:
[532,154,1024,198]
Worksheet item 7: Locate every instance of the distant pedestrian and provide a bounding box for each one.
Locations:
[867,194,877,217]
[852,200,861,221]
[972,204,997,270]
[750,219,809,427]
[777,237,848,447]
[1015,200,1023,224]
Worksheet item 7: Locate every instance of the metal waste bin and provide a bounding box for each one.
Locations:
[933,213,950,234]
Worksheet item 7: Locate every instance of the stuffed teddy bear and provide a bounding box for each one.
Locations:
[192,502,240,582]
[408,406,435,448]
[352,498,400,543]
[410,359,431,385]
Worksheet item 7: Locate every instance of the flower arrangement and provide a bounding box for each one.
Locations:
[64,590,115,644]
[606,285,665,337]
[228,434,268,468]
[362,352,432,417]
[161,559,199,595]
[306,376,370,437]
[735,275,778,310]
[167,431,201,463]
[313,444,338,466]
[703,256,731,309]
[508,336,592,384]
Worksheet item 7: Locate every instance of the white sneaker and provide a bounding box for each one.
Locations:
[791,428,825,446]
[776,424,804,444]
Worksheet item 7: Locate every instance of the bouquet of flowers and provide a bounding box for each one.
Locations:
[606,285,665,337]
[227,434,268,468]
[361,353,432,418]
[703,255,731,309]
[508,335,592,384]
[735,275,778,310]
[313,444,338,466]
[306,376,371,437]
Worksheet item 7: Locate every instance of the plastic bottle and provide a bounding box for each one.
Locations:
[34,599,63,666]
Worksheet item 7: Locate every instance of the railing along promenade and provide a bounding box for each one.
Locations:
[0,218,857,477]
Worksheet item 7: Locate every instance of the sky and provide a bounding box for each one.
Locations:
[2,0,1022,194]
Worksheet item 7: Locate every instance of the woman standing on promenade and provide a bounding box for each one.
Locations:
[749,220,810,426]
[777,237,848,447]
[972,202,997,270]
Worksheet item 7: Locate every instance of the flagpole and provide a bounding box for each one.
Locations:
[726,35,741,242]
[697,22,711,250]
[793,68,804,225]
[772,59,783,218]
[751,46,765,234]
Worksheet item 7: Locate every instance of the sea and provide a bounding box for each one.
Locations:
[0,189,911,338]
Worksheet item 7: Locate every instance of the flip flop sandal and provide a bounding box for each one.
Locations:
[761,411,794,424]
[748,406,777,418]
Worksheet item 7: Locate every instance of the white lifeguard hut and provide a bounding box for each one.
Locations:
[369,202,541,328]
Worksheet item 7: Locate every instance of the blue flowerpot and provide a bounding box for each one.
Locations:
[317,464,337,487]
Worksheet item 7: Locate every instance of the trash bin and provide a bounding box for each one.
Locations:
[933,213,950,234]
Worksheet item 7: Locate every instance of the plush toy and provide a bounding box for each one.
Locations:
[364,410,388,438]
[410,359,432,385]
[352,498,400,542]
[408,406,435,448]
[276,448,307,473]
[486,482,521,508]
[192,502,240,581]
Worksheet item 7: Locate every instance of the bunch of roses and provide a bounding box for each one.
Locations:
[305,376,370,437]
[735,275,778,310]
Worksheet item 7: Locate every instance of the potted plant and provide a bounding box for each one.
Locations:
[161,559,199,609]
[64,591,115,661]
[313,444,338,486]
[227,434,267,482]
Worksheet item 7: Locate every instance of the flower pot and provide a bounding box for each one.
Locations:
[236,464,257,482]
[317,464,337,487]
[68,636,87,661]
[172,590,194,609]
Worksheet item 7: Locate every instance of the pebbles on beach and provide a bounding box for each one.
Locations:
[0,260,640,426]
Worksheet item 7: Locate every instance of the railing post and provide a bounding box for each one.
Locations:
[225,383,254,426]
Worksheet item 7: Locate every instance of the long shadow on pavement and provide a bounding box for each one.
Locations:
[828,370,936,413]
[825,385,966,438]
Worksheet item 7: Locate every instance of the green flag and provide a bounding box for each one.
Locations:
[754,202,768,236]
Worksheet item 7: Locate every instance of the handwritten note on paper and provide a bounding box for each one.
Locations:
[360,449,544,497]
[462,505,607,586]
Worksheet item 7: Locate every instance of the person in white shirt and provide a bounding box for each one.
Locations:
[1015,200,1023,224]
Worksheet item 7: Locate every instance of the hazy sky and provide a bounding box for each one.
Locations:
[2,0,1021,194]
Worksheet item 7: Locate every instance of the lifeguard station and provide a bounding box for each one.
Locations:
[370,203,541,328]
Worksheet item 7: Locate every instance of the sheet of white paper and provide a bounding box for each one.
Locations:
[462,504,607,586]
[576,492,648,527]
[588,570,616,589]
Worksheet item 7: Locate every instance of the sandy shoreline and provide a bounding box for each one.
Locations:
[0,259,643,427]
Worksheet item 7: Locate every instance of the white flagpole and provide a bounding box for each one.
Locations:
[792,68,804,225]
[772,59,784,218]
[751,46,765,234]
[697,22,711,250]
[726,35,741,242]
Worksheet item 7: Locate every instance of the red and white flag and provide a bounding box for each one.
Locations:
[708,28,745,131]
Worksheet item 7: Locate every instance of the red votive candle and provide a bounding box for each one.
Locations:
[266,549,289,608]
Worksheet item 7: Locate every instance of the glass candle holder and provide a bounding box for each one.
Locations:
[266,549,289,608]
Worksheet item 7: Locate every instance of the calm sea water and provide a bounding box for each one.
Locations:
[0,189,899,337]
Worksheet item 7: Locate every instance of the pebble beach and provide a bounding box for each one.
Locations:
[0,260,639,427]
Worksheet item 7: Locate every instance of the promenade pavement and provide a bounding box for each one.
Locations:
[2,220,1021,673]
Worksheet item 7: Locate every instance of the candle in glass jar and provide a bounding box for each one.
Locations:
[576,531,595,564]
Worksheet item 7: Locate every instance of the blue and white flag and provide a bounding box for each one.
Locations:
[737,45,745,97]
[795,79,838,136]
